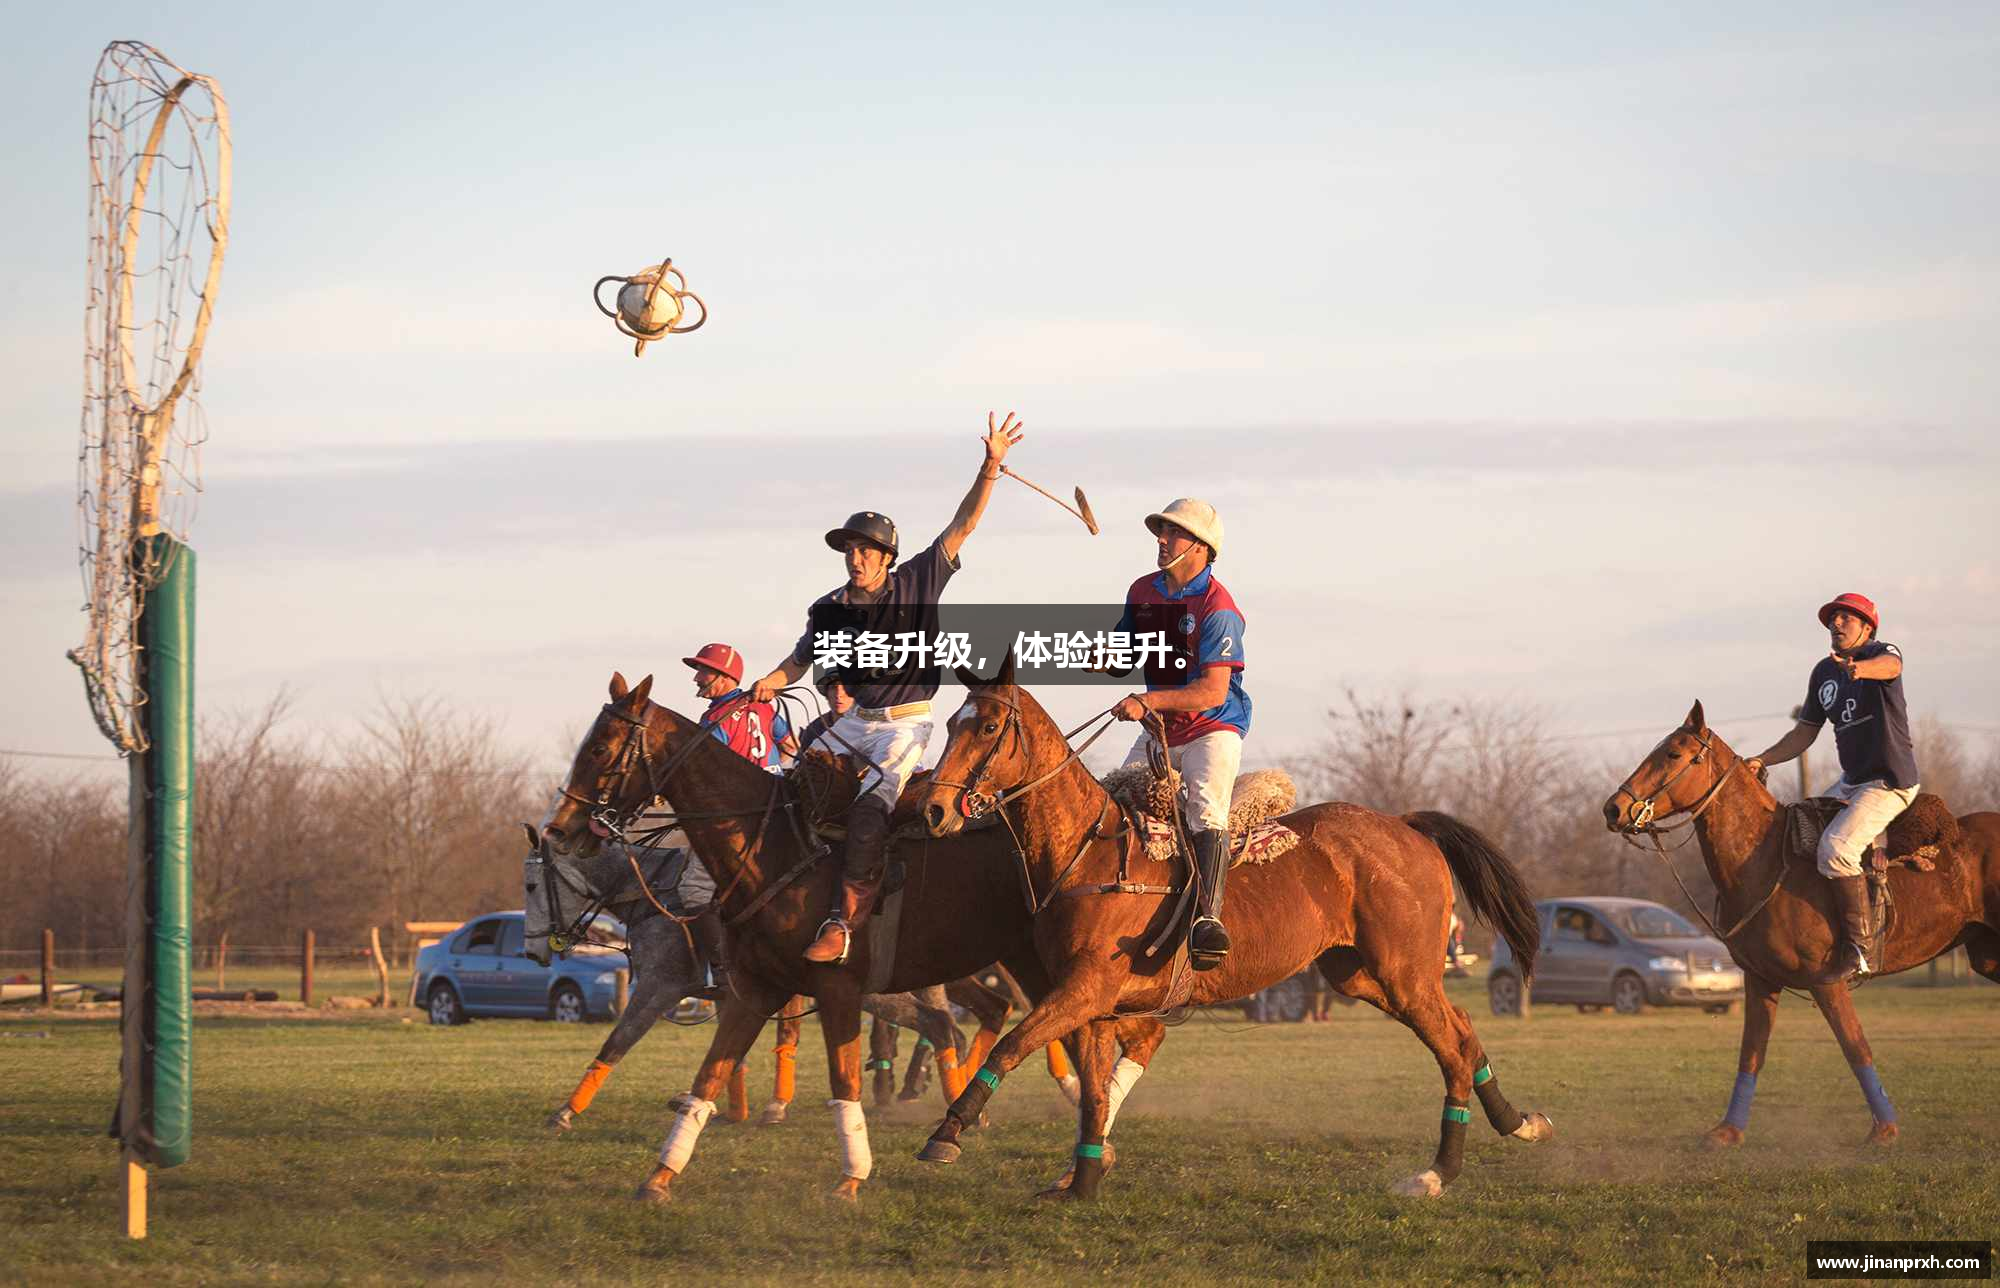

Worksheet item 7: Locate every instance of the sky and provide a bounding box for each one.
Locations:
[3,3,1997,790]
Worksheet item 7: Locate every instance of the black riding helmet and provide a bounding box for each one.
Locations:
[824,510,899,561]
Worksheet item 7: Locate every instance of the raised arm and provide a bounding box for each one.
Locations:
[749,655,811,704]
[937,411,1025,564]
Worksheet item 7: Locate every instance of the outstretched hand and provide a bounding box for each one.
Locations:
[1112,694,1149,722]
[983,411,1025,468]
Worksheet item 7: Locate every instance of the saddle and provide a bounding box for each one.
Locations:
[1098,764,1302,866]
[1783,792,1958,876]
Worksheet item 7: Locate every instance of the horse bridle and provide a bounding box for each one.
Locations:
[1608,725,1736,839]
[929,693,1127,820]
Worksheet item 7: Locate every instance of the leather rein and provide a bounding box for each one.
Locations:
[930,695,1180,919]
[539,695,832,953]
[1609,728,1784,942]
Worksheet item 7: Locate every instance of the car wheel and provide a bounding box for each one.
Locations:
[1611,973,1646,1015]
[1488,973,1521,1016]
[1704,1002,1735,1016]
[551,983,588,1023]
[427,982,465,1026]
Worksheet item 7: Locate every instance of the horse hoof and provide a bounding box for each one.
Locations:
[1391,1169,1444,1199]
[758,1101,789,1126]
[917,1138,961,1164]
[829,1177,862,1202]
[1036,1169,1076,1198]
[632,1167,675,1205]
[1511,1111,1554,1144]
[545,1107,575,1136]
[1702,1124,1744,1150]
[1864,1120,1898,1148]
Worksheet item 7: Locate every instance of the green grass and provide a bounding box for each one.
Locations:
[3,977,1995,1285]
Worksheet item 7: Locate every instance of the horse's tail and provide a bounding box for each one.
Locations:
[1403,811,1542,984]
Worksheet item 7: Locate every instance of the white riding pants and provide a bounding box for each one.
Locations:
[828,709,935,806]
[1818,776,1920,878]
[1121,728,1243,832]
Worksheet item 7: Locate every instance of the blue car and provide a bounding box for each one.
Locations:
[413,911,627,1025]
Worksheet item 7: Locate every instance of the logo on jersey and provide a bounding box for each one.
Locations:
[1840,698,1857,725]
[1818,679,1838,710]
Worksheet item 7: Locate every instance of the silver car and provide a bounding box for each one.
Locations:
[1488,896,1744,1016]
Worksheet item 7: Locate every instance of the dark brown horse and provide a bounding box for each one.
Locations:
[912,664,1553,1199]
[1605,701,2000,1147]
[534,673,1164,1202]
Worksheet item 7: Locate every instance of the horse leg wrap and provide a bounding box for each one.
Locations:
[936,1044,966,1098]
[954,1065,1003,1124]
[774,1043,797,1104]
[967,1025,1002,1073]
[1471,1059,1524,1135]
[658,1095,717,1174]
[829,1098,873,1180]
[1100,1057,1148,1137]
[1852,1064,1896,1124]
[1723,1071,1757,1131]
[567,1059,615,1116]
[1434,1099,1470,1185]
[1046,1041,1073,1081]
[1071,1140,1109,1199]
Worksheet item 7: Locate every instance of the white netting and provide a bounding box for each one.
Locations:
[69,41,230,753]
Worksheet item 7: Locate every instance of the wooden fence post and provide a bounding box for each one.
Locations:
[216,929,229,992]
[300,929,315,1006]
[41,928,55,1006]
[614,968,630,1015]
[369,927,391,1008]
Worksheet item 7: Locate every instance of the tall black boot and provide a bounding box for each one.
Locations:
[687,908,728,1000]
[1190,828,1231,969]
[1820,874,1875,983]
[805,795,893,964]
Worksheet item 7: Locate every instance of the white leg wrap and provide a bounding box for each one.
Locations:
[1102,1057,1147,1136]
[658,1096,716,1173]
[829,1098,873,1180]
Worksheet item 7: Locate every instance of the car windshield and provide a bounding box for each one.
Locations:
[1612,906,1701,940]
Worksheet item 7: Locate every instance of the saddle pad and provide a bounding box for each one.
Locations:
[861,884,906,995]
[1784,793,1956,870]
[1139,817,1300,867]
[1101,764,1298,834]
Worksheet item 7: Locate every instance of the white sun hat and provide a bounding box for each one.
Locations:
[1144,498,1223,558]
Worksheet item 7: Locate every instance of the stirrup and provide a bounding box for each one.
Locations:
[1189,916,1230,969]
[804,917,852,965]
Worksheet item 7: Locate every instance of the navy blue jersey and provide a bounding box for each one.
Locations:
[791,537,959,708]
[1799,640,1919,789]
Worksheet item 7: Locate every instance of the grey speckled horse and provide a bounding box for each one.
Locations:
[525,837,982,1135]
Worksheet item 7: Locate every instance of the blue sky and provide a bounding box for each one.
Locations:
[4,4,1997,783]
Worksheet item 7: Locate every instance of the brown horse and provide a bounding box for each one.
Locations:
[912,663,1553,1199]
[534,673,1165,1202]
[1605,701,2000,1147]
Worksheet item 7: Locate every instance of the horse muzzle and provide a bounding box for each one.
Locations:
[925,800,963,839]
[1602,791,1654,834]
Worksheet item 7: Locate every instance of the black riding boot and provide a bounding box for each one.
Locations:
[1190,828,1232,969]
[805,795,893,964]
[687,907,728,1000]
[1821,874,1876,983]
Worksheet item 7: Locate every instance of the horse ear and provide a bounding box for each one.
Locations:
[610,671,630,701]
[522,823,541,852]
[997,648,1017,689]
[630,674,655,708]
[953,663,981,691]
[1685,699,1706,731]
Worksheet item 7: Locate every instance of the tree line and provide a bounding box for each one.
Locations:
[4,691,1995,956]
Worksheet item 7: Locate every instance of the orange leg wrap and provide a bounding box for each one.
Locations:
[565,1059,615,1115]
[774,1043,798,1104]
[967,1026,1001,1073]
[936,1044,966,1098]
[1046,1040,1073,1081]
[726,1061,750,1122]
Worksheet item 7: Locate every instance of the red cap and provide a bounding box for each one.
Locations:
[680,643,744,683]
[1816,593,1879,633]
